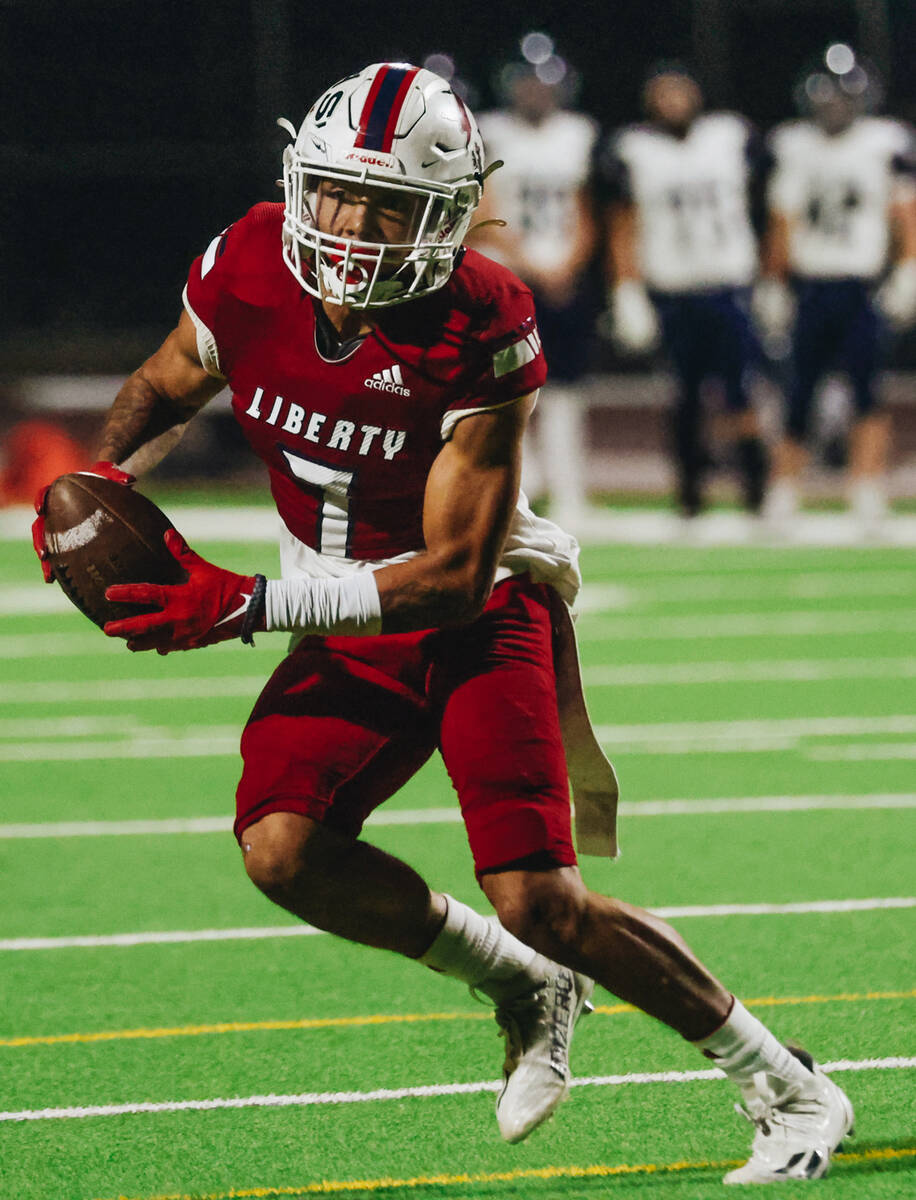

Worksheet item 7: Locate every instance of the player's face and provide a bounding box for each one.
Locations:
[645,74,702,132]
[511,75,558,123]
[313,179,422,247]
[812,94,858,135]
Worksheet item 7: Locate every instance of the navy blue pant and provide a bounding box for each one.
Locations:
[651,287,759,413]
[650,288,761,510]
[787,278,884,441]
[531,282,598,383]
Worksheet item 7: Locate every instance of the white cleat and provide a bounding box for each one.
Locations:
[724,1048,854,1184]
[493,967,594,1143]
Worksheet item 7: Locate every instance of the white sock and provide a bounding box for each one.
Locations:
[694,998,813,1099]
[419,895,551,1004]
[540,387,589,518]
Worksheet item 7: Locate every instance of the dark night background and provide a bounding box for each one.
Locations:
[2,0,915,372]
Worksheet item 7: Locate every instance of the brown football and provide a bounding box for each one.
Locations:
[43,473,186,629]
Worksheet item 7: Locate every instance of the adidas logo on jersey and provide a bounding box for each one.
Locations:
[365,364,411,396]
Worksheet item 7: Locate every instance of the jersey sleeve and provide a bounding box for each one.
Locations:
[182,224,239,378]
[440,276,547,441]
[592,131,634,207]
[889,120,916,201]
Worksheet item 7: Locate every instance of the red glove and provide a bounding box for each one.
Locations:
[32,461,135,583]
[104,528,264,653]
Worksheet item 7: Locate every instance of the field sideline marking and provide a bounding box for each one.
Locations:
[2,898,912,952]
[7,714,916,762]
[10,568,914,618]
[6,657,916,705]
[583,656,916,686]
[0,632,283,660]
[583,569,916,603]
[577,609,916,641]
[4,607,916,659]
[87,1147,916,1200]
[3,990,912,1050]
[4,793,914,840]
[4,1057,914,1124]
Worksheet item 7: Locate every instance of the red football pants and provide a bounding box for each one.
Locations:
[235,573,576,874]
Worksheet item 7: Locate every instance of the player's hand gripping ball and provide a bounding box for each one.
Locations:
[104,531,259,653]
[33,462,136,583]
[37,470,186,628]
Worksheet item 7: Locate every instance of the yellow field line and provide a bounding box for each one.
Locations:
[5,989,914,1050]
[93,1145,916,1200]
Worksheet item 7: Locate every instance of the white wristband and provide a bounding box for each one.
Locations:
[265,571,383,636]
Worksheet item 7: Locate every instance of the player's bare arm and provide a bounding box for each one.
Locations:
[606,200,641,281]
[96,310,225,474]
[759,208,792,280]
[374,393,535,632]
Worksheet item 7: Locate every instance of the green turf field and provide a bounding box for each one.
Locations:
[1,521,914,1200]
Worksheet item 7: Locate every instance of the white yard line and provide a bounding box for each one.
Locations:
[6,503,916,546]
[595,713,916,743]
[0,735,242,762]
[576,610,916,641]
[0,586,74,615]
[2,794,914,840]
[576,573,916,613]
[0,715,151,739]
[597,570,916,603]
[0,633,284,659]
[0,505,281,544]
[2,898,911,952]
[1,1056,912,1123]
[2,676,268,704]
[808,743,916,761]
[5,658,916,703]
[583,657,916,686]
[5,714,916,762]
[1,610,912,659]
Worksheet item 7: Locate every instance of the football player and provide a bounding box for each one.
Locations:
[470,38,600,530]
[597,65,769,517]
[756,44,916,529]
[34,64,852,1179]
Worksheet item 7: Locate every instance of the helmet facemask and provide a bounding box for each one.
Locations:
[282,154,481,309]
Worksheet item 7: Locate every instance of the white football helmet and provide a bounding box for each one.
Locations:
[280,63,485,308]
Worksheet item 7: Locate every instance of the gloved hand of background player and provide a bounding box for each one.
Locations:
[32,461,135,583]
[752,278,796,346]
[609,281,660,355]
[876,259,916,330]
[104,528,262,653]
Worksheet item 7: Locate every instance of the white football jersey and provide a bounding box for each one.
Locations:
[609,113,758,292]
[768,117,916,280]
[476,108,598,273]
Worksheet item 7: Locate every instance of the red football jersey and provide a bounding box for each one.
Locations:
[183,203,547,561]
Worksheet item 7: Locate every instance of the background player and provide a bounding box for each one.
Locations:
[470,36,601,530]
[757,44,916,531]
[35,63,853,1182]
[598,65,769,518]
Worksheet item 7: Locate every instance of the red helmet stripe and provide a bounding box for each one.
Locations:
[354,64,420,153]
[380,66,420,152]
[354,66,390,149]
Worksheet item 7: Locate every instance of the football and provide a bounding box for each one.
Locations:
[43,473,186,629]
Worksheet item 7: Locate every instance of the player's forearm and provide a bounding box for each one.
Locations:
[760,211,792,279]
[890,197,916,262]
[96,371,192,472]
[263,547,496,640]
[374,546,497,631]
[606,205,641,282]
